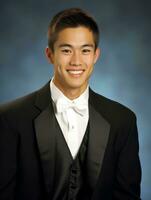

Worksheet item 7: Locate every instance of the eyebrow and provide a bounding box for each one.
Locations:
[58,44,95,48]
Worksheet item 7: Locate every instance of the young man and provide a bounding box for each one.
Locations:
[0,8,141,200]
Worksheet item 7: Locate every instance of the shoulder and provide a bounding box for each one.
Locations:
[89,88,136,124]
[0,81,50,116]
[0,81,51,132]
[0,90,37,116]
[0,91,39,130]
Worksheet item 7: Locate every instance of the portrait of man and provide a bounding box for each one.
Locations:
[0,8,141,200]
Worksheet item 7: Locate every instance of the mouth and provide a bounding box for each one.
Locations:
[66,69,85,76]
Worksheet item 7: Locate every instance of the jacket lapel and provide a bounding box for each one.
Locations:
[86,90,110,189]
[33,83,110,195]
[34,82,56,196]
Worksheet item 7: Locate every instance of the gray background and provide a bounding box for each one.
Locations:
[0,0,151,199]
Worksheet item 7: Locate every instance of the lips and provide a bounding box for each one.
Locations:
[67,70,84,75]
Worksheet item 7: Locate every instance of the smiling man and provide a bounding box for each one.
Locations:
[46,26,99,99]
[0,8,141,200]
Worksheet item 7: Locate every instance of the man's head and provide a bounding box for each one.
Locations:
[46,8,100,99]
[47,8,100,52]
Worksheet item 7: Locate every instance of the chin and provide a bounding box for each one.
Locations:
[67,82,87,90]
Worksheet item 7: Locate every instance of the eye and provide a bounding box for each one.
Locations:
[82,48,91,54]
[61,49,72,55]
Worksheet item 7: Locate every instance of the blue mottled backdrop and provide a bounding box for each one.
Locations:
[0,0,151,199]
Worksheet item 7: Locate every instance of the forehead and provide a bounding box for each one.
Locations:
[54,26,95,48]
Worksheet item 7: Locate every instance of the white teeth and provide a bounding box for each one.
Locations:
[68,70,83,75]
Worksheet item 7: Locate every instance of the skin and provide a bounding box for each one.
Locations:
[45,26,100,100]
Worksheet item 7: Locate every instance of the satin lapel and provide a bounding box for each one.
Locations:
[34,102,56,196]
[86,103,110,189]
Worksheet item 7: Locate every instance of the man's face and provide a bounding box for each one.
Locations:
[46,26,100,98]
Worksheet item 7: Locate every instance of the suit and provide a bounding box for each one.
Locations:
[0,81,141,200]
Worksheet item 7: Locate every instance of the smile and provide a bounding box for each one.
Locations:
[67,70,84,75]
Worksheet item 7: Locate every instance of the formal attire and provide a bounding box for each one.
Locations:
[50,79,89,159]
[0,81,141,200]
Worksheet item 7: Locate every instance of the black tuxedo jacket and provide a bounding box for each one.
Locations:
[0,82,141,200]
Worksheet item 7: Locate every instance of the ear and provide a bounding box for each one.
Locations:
[94,48,101,64]
[45,47,54,64]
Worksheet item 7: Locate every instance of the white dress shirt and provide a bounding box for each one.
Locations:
[50,79,89,159]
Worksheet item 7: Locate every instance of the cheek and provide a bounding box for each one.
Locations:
[83,56,95,68]
[56,54,70,66]
[54,58,68,73]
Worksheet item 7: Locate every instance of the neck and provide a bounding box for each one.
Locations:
[53,81,88,100]
[62,88,86,100]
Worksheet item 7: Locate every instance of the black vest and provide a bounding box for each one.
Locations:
[51,117,92,200]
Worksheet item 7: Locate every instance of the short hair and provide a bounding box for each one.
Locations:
[47,8,100,51]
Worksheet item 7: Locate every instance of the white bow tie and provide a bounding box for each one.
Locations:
[56,98,87,116]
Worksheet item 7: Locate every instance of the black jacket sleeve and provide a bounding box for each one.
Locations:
[113,114,142,200]
[0,113,19,200]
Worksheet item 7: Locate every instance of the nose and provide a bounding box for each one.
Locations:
[69,51,82,66]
